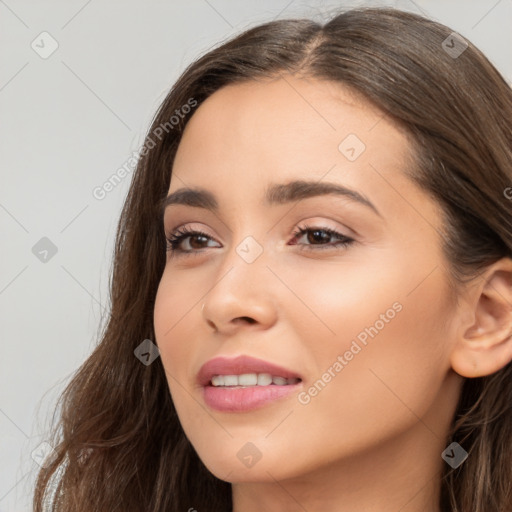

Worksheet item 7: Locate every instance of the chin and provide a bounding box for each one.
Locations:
[194,445,289,483]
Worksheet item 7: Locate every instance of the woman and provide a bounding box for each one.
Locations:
[34,7,512,512]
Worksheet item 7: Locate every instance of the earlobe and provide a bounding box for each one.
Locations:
[450,257,512,378]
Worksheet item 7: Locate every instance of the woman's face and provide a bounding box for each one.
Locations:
[153,76,464,484]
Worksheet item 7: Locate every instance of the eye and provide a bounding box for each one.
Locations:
[165,223,355,258]
[289,224,355,251]
[165,226,220,256]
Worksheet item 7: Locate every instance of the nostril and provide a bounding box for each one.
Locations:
[237,316,256,324]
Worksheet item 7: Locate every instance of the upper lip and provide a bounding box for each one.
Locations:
[197,355,302,386]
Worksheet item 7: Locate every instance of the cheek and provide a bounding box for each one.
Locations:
[153,273,202,381]
[154,265,208,339]
[292,267,454,451]
[269,254,405,362]
[153,276,209,438]
[278,253,454,422]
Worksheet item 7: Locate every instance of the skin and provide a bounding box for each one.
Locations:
[153,75,512,512]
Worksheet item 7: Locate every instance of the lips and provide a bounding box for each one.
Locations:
[197,354,302,386]
[197,355,303,412]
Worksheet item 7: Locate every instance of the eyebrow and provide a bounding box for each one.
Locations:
[159,179,382,219]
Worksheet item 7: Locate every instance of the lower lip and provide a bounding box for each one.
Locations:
[203,383,301,412]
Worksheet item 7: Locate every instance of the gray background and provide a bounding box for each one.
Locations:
[1,0,511,509]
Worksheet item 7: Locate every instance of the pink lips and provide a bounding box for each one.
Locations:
[198,355,302,412]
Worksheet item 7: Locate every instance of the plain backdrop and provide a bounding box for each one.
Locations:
[1,0,511,509]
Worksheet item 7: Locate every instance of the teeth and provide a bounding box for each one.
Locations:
[210,373,299,387]
[257,373,272,386]
[223,375,238,386]
[239,373,257,386]
[211,375,225,386]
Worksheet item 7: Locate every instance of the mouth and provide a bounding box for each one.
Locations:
[198,355,303,412]
[210,373,301,387]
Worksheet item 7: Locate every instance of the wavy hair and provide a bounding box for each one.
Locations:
[34,7,512,511]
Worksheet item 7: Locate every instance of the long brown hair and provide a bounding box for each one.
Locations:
[34,7,512,511]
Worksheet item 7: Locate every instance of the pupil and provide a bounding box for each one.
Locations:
[190,235,207,249]
[308,230,329,244]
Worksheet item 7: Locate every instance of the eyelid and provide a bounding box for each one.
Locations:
[165,224,220,246]
[165,216,354,239]
[165,221,217,238]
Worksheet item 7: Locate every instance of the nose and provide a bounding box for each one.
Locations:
[201,245,278,336]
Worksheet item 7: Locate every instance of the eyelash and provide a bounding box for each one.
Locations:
[165,224,355,258]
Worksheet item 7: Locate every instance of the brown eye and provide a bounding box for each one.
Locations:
[166,227,220,255]
[290,225,355,251]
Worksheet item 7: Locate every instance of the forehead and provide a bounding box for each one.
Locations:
[179,76,392,149]
[168,76,417,218]
[172,75,409,179]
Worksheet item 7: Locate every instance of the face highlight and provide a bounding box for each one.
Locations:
[153,76,464,508]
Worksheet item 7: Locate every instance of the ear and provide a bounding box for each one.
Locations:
[450,257,512,378]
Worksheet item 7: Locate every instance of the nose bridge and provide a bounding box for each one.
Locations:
[202,229,278,328]
[214,231,271,298]
[217,210,270,279]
